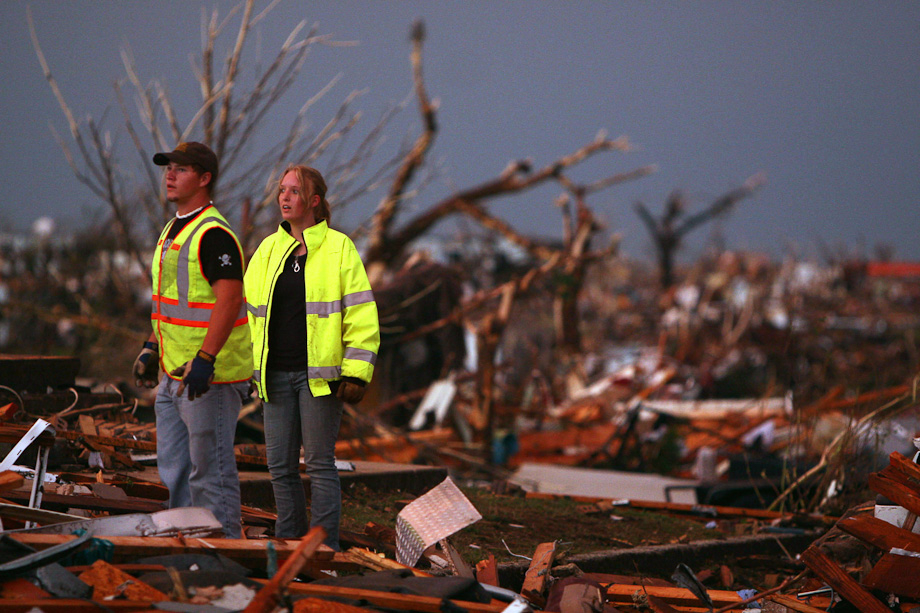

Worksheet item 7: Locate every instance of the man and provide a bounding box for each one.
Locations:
[132,142,251,538]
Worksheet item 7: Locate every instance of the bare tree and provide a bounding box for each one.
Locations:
[635,173,766,288]
[29,0,399,269]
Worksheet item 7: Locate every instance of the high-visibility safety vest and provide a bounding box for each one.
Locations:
[244,221,379,400]
[151,206,252,383]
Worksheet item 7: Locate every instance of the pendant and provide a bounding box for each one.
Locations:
[292,257,301,273]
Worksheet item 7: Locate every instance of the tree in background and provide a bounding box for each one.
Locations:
[635,173,765,289]
[29,0,401,268]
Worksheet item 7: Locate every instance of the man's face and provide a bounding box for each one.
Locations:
[164,163,207,204]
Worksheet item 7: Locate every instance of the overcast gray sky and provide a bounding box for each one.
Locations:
[2,1,918,262]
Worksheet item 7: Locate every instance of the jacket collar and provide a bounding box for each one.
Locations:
[278,220,329,255]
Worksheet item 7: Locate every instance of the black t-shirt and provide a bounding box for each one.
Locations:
[266,251,307,371]
[163,207,243,284]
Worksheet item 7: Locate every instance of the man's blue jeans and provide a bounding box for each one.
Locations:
[155,377,246,539]
[263,370,342,549]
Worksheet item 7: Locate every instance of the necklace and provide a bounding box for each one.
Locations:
[292,254,303,273]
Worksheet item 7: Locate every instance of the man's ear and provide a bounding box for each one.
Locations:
[198,171,212,189]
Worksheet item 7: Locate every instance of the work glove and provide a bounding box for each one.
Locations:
[170,350,216,400]
[336,379,366,404]
[133,341,160,388]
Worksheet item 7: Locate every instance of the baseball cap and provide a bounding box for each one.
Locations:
[153,142,219,183]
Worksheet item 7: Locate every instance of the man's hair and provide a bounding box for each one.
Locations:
[190,164,215,196]
[278,165,331,224]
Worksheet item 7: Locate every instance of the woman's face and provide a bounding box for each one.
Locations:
[278,170,318,228]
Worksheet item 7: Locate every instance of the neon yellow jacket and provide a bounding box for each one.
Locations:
[244,221,379,400]
[151,206,252,383]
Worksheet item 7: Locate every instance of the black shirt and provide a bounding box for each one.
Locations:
[266,251,307,371]
[163,207,243,284]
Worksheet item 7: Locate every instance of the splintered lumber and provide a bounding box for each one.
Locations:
[77,559,168,602]
[765,594,831,613]
[475,554,499,587]
[799,546,890,613]
[0,471,24,493]
[525,492,836,523]
[1,488,165,514]
[886,450,920,486]
[605,585,744,609]
[244,527,327,613]
[268,580,509,613]
[868,472,920,517]
[837,514,920,552]
[341,547,431,576]
[862,551,920,598]
[520,541,556,608]
[294,599,371,612]
[5,533,349,569]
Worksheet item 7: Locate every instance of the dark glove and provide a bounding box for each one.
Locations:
[336,379,366,404]
[133,341,160,388]
[170,350,215,400]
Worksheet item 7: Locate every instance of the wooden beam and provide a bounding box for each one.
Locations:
[5,533,353,569]
[886,451,920,489]
[265,580,509,613]
[837,514,920,552]
[605,584,743,608]
[862,551,920,598]
[244,527,326,613]
[475,554,499,587]
[525,492,837,523]
[766,594,831,613]
[799,546,889,613]
[520,541,556,608]
[0,471,24,493]
[868,472,920,517]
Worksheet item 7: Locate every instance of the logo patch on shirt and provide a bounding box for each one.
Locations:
[219,254,232,267]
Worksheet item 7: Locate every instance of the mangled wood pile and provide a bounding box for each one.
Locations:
[794,450,920,612]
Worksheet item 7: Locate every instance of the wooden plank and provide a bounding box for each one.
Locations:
[6,533,349,568]
[524,492,836,523]
[293,598,372,612]
[244,527,326,613]
[766,594,831,613]
[837,514,920,552]
[799,546,889,613]
[78,415,110,470]
[0,600,157,612]
[520,541,556,608]
[886,451,920,489]
[77,559,168,602]
[475,554,499,587]
[868,472,920,517]
[267,580,509,613]
[862,551,920,598]
[0,488,271,526]
[339,548,430,576]
[605,584,743,608]
[0,471,24,493]
[0,577,52,599]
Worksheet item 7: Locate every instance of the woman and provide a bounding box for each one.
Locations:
[244,165,379,549]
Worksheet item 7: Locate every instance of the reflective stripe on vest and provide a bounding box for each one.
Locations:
[153,217,246,327]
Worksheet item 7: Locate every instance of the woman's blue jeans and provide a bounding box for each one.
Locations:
[263,370,342,549]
